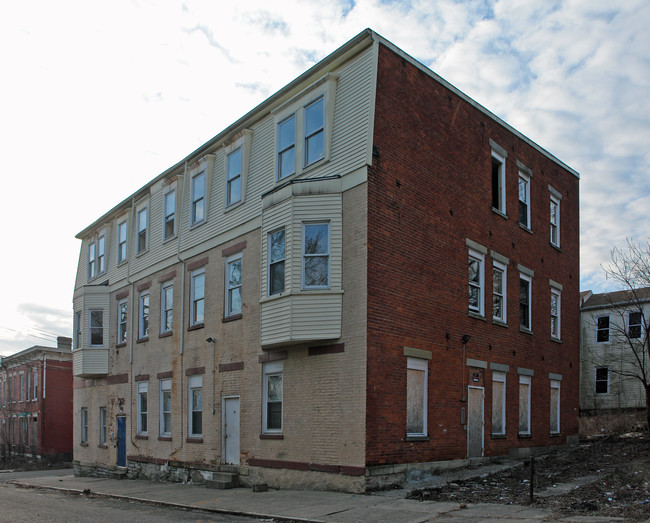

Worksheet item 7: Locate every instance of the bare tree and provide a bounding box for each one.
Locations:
[600,238,650,427]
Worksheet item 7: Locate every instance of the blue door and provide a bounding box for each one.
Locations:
[116,416,126,467]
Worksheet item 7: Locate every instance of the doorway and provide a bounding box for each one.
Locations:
[222,397,240,465]
[467,386,484,458]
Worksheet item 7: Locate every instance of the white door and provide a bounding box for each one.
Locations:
[222,397,240,465]
[467,386,484,458]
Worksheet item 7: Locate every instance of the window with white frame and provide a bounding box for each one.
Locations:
[596,315,610,343]
[27,372,31,402]
[518,172,531,228]
[469,250,485,315]
[161,282,173,334]
[629,311,643,339]
[304,96,324,167]
[492,261,506,322]
[88,235,105,279]
[550,195,560,247]
[406,357,428,436]
[191,172,206,225]
[268,229,285,295]
[117,300,127,345]
[99,406,107,446]
[32,368,37,400]
[137,382,148,436]
[277,114,296,180]
[226,147,242,207]
[163,189,176,240]
[137,207,148,253]
[519,274,532,330]
[492,371,506,435]
[262,362,283,433]
[89,310,104,347]
[550,379,560,434]
[491,149,506,214]
[75,311,82,349]
[595,367,608,394]
[190,269,205,326]
[188,375,202,437]
[550,287,561,339]
[160,379,172,436]
[518,375,531,435]
[19,373,24,402]
[139,292,149,340]
[303,223,330,289]
[225,254,242,316]
[88,241,95,277]
[80,408,88,444]
[117,220,127,263]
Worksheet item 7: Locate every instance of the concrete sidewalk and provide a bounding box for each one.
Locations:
[7,472,631,522]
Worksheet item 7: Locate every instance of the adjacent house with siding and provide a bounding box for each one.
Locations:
[72,29,580,492]
[580,288,649,414]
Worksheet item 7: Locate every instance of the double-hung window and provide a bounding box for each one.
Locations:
[262,362,283,434]
[519,273,532,330]
[303,223,330,289]
[99,406,107,446]
[468,250,485,316]
[629,311,643,339]
[550,379,560,434]
[518,375,531,435]
[518,172,531,229]
[490,144,506,214]
[268,229,285,295]
[191,172,206,225]
[595,367,609,394]
[88,235,105,279]
[139,292,149,340]
[32,368,37,399]
[596,316,610,343]
[163,189,176,240]
[492,260,506,323]
[550,287,561,340]
[117,220,127,263]
[117,300,127,345]
[89,310,104,347]
[137,207,148,253]
[226,148,242,207]
[406,357,428,437]
[304,97,324,166]
[75,311,82,349]
[188,375,202,438]
[190,269,205,326]
[80,408,88,444]
[160,379,172,436]
[277,115,296,180]
[225,254,242,316]
[550,192,560,247]
[161,283,173,334]
[492,372,506,436]
[137,382,148,436]
[88,241,95,278]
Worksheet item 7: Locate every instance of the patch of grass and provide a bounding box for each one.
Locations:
[579,411,647,438]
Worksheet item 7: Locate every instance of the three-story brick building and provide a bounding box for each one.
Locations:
[72,29,580,492]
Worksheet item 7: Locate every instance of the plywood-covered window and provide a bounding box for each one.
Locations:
[406,357,428,436]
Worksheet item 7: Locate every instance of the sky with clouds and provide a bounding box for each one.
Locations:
[1,0,648,355]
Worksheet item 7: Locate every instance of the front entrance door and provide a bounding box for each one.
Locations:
[222,397,240,465]
[467,387,484,458]
[116,416,126,467]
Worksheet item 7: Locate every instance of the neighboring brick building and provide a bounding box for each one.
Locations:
[580,288,650,414]
[0,337,73,461]
[72,29,579,492]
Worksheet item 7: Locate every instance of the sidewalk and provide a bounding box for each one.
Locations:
[8,471,628,522]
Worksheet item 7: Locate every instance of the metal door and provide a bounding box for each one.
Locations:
[222,397,240,465]
[116,416,126,467]
[467,387,484,458]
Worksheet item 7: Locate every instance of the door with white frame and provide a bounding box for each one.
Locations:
[467,386,484,458]
[222,396,240,465]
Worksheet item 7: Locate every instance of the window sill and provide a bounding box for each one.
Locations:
[492,319,508,328]
[158,436,172,441]
[162,235,177,245]
[98,444,108,449]
[518,223,533,234]
[116,342,127,349]
[223,313,242,323]
[80,442,88,447]
[186,437,203,444]
[405,435,430,442]
[135,435,148,440]
[260,433,283,440]
[159,331,172,339]
[551,337,563,344]
[550,243,562,252]
[136,337,149,344]
[136,249,149,257]
[518,433,532,439]
[468,311,487,322]
[519,326,533,335]
[189,220,207,231]
[491,207,508,220]
[188,323,205,332]
[117,260,128,268]
[491,433,507,439]
[549,432,561,438]
[224,200,244,213]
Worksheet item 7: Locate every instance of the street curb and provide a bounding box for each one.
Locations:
[11,481,326,523]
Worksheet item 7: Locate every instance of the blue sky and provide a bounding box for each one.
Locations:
[1,0,649,354]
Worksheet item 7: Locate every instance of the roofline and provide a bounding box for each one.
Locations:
[77,28,579,238]
[1,345,72,362]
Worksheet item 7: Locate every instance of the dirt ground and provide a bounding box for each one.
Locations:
[409,429,650,521]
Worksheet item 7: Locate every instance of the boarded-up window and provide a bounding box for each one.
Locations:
[492,372,506,435]
[406,357,428,436]
[518,375,531,434]
[550,380,560,434]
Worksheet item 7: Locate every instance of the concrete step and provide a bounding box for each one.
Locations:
[206,472,238,489]
[110,469,127,480]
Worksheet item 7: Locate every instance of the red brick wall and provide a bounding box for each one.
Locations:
[41,360,73,455]
[366,44,580,466]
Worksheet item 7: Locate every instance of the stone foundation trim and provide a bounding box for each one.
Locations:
[249,458,364,476]
[127,454,219,471]
[106,373,129,385]
[219,361,244,372]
